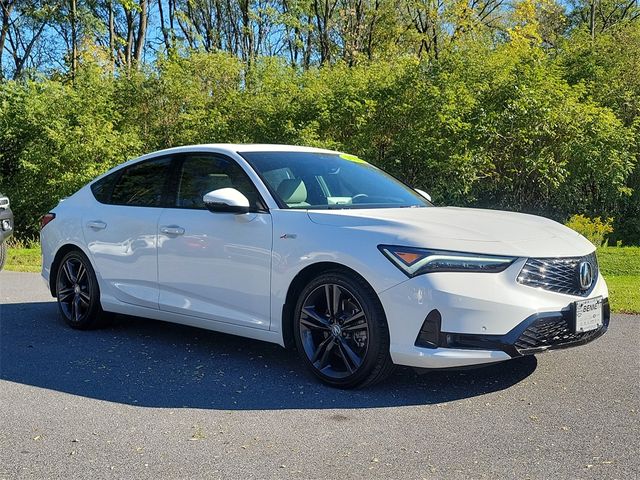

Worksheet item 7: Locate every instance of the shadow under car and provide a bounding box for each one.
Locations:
[0,301,537,410]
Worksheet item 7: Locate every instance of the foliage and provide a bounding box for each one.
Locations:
[604,276,640,314]
[566,215,614,247]
[598,244,640,314]
[0,2,638,243]
[558,22,640,245]
[0,67,142,235]
[597,246,640,276]
[3,244,41,273]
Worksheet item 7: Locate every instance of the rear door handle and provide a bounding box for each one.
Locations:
[160,225,185,236]
[87,221,107,230]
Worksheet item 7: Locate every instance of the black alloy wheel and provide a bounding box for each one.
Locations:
[300,283,369,377]
[55,250,111,329]
[294,271,394,388]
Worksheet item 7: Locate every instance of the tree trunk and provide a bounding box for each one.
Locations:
[158,0,170,53]
[70,0,77,80]
[133,0,148,65]
[0,1,15,80]
[12,21,47,79]
[303,14,312,69]
[108,0,115,70]
[313,0,332,64]
[590,0,598,39]
[239,0,254,63]
[125,9,134,68]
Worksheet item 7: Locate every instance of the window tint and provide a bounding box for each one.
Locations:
[110,157,172,207]
[241,152,429,209]
[91,170,120,204]
[262,167,294,188]
[176,154,264,211]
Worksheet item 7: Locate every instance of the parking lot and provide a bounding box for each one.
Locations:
[1,270,638,479]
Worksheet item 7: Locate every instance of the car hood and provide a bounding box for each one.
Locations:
[307,207,595,258]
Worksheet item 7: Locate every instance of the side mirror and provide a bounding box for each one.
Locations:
[203,188,250,214]
[415,189,432,202]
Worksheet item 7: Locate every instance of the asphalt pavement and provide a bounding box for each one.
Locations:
[0,270,638,479]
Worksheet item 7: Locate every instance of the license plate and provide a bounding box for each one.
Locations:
[574,296,603,333]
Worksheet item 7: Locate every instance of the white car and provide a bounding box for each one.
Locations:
[40,144,609,388]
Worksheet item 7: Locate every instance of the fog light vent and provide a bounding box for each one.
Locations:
[415,309,441,348]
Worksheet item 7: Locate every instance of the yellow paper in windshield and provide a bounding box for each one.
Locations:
[339,153,368,164]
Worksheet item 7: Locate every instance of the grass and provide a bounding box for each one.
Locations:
[4,239,41,272]
[596,246,640,276]
[604,276,640,315]
[3,242,639,313]
[596,246,640,314]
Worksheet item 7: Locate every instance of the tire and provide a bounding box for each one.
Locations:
[293,270,394,388]
[0,241,6,271]
[55,250,112,329]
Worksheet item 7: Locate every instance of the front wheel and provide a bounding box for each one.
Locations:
[55,250,112,329]
[293,271,394,388]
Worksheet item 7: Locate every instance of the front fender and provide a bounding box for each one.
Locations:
[269,210,407,336]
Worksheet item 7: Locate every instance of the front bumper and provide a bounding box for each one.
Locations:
[378,258,609,369]
[0,206,13,242]
[432,299,609,356]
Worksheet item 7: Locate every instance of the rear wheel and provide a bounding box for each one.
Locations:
[55,250,112,329]
[293,271,394,388]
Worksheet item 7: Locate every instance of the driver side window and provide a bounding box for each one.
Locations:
[175,154,264,211]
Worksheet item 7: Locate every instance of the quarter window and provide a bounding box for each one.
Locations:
[110,157,172,207]
[91,170,120,204]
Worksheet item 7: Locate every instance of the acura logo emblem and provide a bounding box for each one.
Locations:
[579,261,594,290]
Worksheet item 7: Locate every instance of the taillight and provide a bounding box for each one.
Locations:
[40,213,56,230]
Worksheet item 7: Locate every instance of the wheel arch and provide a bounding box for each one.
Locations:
[280,261,381,350]
[48,243,95,296]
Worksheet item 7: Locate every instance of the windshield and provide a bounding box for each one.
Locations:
[241,151,430,210]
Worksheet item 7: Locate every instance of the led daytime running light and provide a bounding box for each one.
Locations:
[379,245,516,277]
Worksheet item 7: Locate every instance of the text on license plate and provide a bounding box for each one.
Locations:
[574,296,603,333]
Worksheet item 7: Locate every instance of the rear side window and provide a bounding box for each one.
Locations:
[109,157,172,207]
[91,171,120,204]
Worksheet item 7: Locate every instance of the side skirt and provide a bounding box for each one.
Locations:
[102,299,285,347]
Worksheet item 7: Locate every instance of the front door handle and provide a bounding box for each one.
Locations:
[160,225,185,236]
[87,221,107,230]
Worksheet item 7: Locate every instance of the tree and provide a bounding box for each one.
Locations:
[0,0,52,79]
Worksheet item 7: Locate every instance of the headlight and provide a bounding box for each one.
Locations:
[378,245,516,277]
[1,219,11,231]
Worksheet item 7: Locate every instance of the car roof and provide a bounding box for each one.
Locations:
[91,144,345,184]
[138,143,341,159]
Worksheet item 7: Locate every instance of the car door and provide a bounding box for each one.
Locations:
[157,152,273,329]
[83,156,172,309]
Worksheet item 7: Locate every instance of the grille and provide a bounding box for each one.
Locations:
[514,315,604,354]
[517,252,598,296]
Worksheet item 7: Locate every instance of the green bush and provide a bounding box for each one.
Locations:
[565,215,614,247]
[0,70,142,237]
[1,29,639,242]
